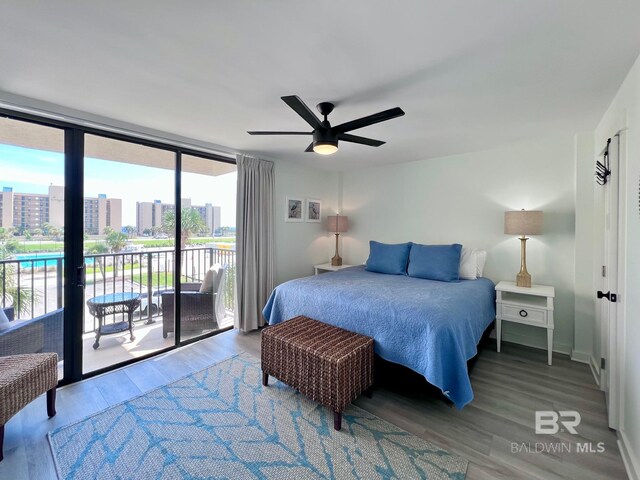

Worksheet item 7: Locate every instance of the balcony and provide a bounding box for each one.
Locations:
[0,246,235,374]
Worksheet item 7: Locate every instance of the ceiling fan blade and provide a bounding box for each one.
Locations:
[281,95,324,129]
[334,107,405,133]
[304,142,315,152]
[338,133,385,147]
[247,131,311,135]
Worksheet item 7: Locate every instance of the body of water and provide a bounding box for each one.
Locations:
[14,252,95,268]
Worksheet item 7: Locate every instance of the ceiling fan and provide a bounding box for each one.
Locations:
[248,95,405,155]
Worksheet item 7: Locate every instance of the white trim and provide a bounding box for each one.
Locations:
[570,349,591,364]
[618,430,639,480]
[499,331,571,355]
[589,355,601,387]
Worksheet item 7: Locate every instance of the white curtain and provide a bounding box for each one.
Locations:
[235,154,275,332]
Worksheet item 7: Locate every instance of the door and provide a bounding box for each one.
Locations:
[81,133,177,375]
[178,153,237,344]
[596,133,621,429]
[0,116,67,381]
[1,110,237,382]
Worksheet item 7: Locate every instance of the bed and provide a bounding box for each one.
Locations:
[262,265,496,409]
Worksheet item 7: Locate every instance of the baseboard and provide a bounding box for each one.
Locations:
[500,331,572,356]
[589,355,601,387]
[618,430,639,480]
[570,349,591,364]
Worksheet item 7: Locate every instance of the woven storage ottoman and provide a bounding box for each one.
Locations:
[261,315,374,430]
[0,353,58,461]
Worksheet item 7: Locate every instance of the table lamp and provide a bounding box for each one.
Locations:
[327,215,349,266]
[504,209,543,287]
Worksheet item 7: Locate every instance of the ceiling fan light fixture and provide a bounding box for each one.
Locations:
[247,95,404,154]
[313,141,338,155]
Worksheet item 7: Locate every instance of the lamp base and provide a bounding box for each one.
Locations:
[516,271,532,288]
[331,232,343,266]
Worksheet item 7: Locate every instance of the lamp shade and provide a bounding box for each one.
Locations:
[326,215,349,233]
[504,210,543,235]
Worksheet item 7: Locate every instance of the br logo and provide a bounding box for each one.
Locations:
[535,411,581,434]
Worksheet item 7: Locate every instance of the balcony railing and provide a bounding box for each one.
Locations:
[0,246,235,334]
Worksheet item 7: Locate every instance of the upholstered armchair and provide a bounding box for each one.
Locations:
[0,307,64,359]
[162,264,227,338]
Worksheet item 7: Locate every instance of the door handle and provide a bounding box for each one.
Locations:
[597,290,617,302]
[76,265,86,287]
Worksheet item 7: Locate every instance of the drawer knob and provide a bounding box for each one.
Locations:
[519,309,528,318]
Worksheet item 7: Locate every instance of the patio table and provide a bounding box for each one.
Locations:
[87,292,141,349]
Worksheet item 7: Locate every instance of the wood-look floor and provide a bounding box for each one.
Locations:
[0,330,627,480]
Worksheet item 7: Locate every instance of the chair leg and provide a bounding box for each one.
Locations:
[47,388,56,418]
[262,372,269,386]
[0,424,4,462]
[334,411,342,431]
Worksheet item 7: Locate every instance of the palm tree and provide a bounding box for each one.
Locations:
[86,242,109,283]
[162,208,207,251]
[123,225,136,239]
[0,245,37,317]
[104,227,128,277]
[0,227,10,241]
[41,222,52,237]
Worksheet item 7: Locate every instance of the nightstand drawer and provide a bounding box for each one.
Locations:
[500,304,548,326]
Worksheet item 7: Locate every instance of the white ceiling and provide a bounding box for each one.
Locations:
[1,1,639,171]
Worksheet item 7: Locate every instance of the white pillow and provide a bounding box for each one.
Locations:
[459,248,478,280]
[199,265,219,293]
[0,308,10,331]
[476,250,487,277]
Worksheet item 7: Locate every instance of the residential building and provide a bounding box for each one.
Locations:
[136,198,220,235]
[193,204,221,235]
[0,185,121,234]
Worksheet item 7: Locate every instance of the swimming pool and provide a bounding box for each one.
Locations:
[14,252,95,268]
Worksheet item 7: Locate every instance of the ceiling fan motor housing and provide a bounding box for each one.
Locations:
[313,128,338,146]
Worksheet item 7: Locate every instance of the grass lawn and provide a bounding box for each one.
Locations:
[7,237,235,254]
[85,263,140,275]
[14,242,64,252]
[129,237,235,248]
[131,272,189,288]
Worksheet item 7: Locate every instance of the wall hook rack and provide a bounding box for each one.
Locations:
[595,138,611,185]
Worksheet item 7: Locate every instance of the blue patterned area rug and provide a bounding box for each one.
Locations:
[48,353,467,479]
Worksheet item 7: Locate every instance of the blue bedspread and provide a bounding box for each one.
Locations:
[263,266,495,409]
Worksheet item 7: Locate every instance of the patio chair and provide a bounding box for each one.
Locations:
[0,308,64,359]
[162,264,227,338]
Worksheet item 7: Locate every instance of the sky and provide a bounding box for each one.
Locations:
[0,144,237,227]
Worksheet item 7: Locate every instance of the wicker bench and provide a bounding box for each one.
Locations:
[261,316,374,431]
[0,353,58,461]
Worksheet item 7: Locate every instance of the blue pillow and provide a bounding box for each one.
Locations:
[365,241,412,275]
[408,243,463,282]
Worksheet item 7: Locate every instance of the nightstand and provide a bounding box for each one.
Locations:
[495,281,555,365]
[314,263,354,275]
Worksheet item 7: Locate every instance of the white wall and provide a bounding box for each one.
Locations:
[341,135,577,354]
[595,53,640,479]
[573,132,596,363]
[273,158,339,284]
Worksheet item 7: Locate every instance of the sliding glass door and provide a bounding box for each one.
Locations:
[0,116,66,380]
[0,108,237,382]
[178,154,237,343]
[82,134,176,374]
